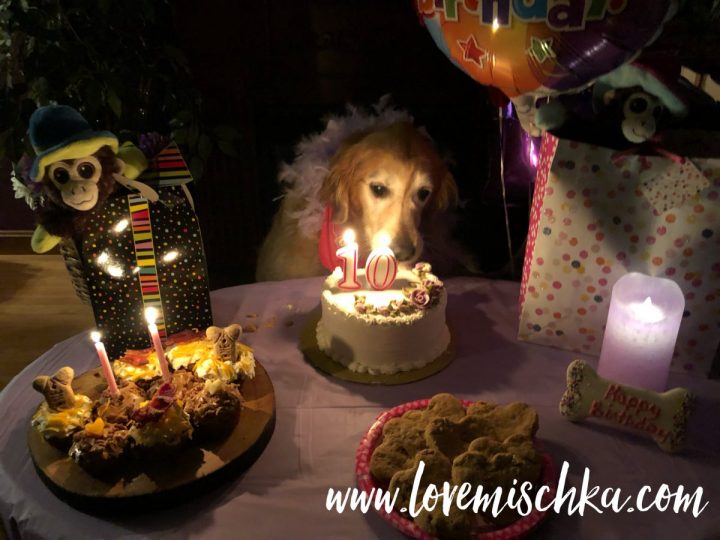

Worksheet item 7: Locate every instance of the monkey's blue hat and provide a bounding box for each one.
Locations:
[29,105,118,181]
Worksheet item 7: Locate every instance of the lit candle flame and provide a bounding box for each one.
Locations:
[375,232,391,249]
[90,331,101,343]
[492,18,499,32]
[145,306,159,325]
[96,251,109,265]
[630,296,665,323]
[342,229,356,245]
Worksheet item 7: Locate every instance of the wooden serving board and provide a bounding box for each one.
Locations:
[27,361,275,512]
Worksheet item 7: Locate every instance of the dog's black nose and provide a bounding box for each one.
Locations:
[392,242,416,262]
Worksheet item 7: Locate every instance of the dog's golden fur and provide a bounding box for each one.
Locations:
[256,122,464,281]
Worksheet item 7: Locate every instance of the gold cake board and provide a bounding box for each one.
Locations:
[27,361,275,511]
[300,309,455,385]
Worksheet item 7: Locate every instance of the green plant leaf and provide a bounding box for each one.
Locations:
[198,134,213,160]
[174,109,192,123]
[213,125,240,141]
[98,0,111,16]
[107,88,122,117]
[28,77,49,103]
[187,124,199,148]
[0,128,13,159]
[217,139,238,158]
[189,156,204,180]
[162,44,189,70]
[171,128,188,144]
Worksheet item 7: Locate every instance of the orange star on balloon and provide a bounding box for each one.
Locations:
[457,35,488,68]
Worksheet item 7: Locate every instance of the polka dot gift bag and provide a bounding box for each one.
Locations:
[75,143,213,360]
[519,133,720,377]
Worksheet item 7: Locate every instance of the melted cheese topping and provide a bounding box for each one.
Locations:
[128,404,192,447]
[167,340,256,382]
[113,354,161,382]
[113,334,257,383]
[32,395,93,438]
[166,340,215,370]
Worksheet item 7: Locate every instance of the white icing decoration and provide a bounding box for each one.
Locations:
[317,266,450,374]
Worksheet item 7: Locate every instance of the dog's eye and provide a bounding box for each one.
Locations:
[370,183,388,198]
[417,188,432,203]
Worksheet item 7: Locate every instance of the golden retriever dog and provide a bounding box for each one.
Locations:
[256,121,464,281]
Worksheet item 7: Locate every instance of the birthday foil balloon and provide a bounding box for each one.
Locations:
[417,0,678,97]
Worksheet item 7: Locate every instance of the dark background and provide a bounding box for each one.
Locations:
[2,0,533,289]
[173,0,528,288]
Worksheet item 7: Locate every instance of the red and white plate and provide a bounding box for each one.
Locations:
[355,399,557,539]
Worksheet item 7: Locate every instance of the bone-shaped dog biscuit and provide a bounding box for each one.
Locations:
[32,366,77,410]
[206,324,242,362]
[559,359,692,453]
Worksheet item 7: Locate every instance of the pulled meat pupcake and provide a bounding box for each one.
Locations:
[369,394,543,539]
[30,324,256,478]
[31,367,93,451]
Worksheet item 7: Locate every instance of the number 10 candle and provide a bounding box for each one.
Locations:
[597,273,685,391]
[336,229,361,290]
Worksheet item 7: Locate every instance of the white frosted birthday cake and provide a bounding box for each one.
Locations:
[316,263,450,374]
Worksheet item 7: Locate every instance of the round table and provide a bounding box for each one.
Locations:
[1,277,719,539]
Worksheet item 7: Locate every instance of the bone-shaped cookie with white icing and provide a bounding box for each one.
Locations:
[206,324,242,362]
[32,366,77,410]
[559,359,692,453]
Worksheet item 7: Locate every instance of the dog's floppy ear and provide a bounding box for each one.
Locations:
[428,168,459,215]
[319,134,367,223]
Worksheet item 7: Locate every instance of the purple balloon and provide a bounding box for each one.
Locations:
[545,0,675,91]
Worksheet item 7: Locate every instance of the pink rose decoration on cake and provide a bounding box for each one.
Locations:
[423,278,443,290]
[410,288,430,309]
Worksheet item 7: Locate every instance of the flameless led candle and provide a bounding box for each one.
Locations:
[597,272,685,391]
[335,229,361,290]
[91,331,119,397]
[365,232,398,291]
[144,307,172,382]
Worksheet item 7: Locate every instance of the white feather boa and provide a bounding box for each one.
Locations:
[279,95,416,238]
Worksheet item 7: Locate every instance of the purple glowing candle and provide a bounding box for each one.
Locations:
[597,273,685,391]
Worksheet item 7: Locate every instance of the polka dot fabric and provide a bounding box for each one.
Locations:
[79,186,213,360]
[519,136,720,376]
[355,399,556,540]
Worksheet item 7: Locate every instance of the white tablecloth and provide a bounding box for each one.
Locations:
[1,277,718,540]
